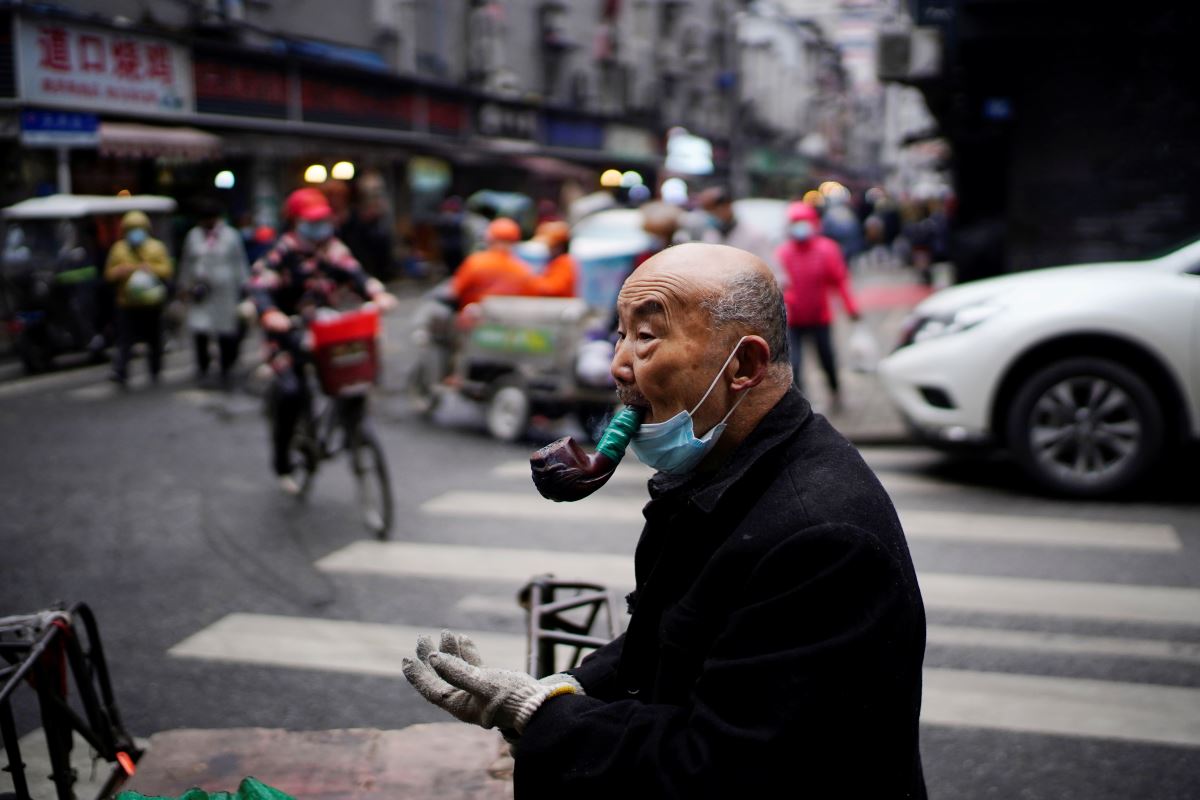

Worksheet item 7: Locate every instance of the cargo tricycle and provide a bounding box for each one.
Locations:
[407,292,617,442]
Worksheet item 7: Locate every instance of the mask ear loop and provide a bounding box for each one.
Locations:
[689,336,752,421]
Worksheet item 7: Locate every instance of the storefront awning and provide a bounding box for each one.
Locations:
[99,122,222,160]
[514,156,597,182]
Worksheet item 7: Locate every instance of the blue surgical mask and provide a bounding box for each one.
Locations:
[630,336,751,475]
[126,228,148,247]
[298,221,334,243]
[788,221,814,241]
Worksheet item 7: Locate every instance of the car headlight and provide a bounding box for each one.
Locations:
[895,303,1001,349]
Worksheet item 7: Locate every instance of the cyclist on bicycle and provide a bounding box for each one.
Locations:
[248,187,396,494]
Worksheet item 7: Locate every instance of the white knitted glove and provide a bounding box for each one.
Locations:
[538,672,584,694]
[403,631,577,734]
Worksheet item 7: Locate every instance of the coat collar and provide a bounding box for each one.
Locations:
[647,386,812,514]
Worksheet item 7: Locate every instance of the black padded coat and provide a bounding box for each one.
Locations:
[515,388,927,799]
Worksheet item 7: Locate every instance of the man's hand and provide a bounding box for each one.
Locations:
[402,630,576,734]
[260,309,291,333]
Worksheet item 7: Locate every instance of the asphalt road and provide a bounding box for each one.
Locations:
[0,322,1197,800]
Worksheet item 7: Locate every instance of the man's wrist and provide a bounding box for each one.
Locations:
[507,680,577,734]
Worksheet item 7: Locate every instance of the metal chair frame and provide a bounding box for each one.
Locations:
[521,575,623,679]
[0,603,138,800]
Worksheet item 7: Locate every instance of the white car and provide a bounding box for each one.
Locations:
[878,238,1200,496]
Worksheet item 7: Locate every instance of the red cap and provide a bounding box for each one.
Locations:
[297,200,333,222]
[787,201,820,224]
[283,188,329,221]
[253,225,276,244]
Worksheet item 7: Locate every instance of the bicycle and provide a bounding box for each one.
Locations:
[277,306,395,539]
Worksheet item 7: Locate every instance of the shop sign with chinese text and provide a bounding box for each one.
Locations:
[15,18,193,116]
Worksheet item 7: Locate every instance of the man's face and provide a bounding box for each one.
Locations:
[612,261,730,433]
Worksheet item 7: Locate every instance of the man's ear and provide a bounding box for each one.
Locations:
[730,336,770,391]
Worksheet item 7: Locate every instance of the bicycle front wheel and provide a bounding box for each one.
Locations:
[349,424,394,539]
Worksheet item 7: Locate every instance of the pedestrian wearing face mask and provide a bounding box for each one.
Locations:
[248,188,396,494]
[403,243,927,799]
[105,211,173,387]
[178,197,250,388]
[776,200,861,410]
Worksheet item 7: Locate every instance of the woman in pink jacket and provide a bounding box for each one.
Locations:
[775,201,860,409]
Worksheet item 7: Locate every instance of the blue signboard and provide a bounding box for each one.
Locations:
[20,109,100,147]
[542,114,605,150]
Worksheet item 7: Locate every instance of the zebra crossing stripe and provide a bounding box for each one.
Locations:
[168,613,528,673]
[919,572,1200,626]
[317,541,633,587]
[922,667,1200,748]
[925,624,1200,663]
[167,614,1200,748]
[492,461,949,496]
[492,447,951,484]
[898,510,1179,551]
[419,490,1180,551]
[318,541,1200,626]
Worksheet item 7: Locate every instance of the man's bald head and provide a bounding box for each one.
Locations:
[636,243,790,372]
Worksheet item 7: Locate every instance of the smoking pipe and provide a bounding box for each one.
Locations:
[530,406,644,502]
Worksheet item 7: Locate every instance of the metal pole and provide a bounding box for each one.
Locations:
[56,148,71,194]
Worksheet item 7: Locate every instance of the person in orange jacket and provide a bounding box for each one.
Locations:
[528,220,576,297]
[450,217,535,308]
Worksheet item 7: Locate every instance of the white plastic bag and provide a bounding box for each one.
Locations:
[847,322,880,373]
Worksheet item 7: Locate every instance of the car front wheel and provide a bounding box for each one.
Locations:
[1005,357,1163,496]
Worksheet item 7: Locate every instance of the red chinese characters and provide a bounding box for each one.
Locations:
[78,34,106,73]
[37,27,71,72]
[144,45,173,84]
[111,40,141,80]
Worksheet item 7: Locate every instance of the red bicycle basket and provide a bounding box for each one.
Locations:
[310,308,381,395]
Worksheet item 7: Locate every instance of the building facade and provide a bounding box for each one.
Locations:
[0,0,866,231]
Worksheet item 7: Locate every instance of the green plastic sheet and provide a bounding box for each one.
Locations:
[117,776,295,800]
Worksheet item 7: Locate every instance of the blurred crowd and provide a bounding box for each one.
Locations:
[2,173,952,420]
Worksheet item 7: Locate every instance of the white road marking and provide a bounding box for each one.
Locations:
[855,446,951,469]
[168,614,528,673]
[318,541,634,587]
[169,614,1200,748]
[926,625,1200,664]
[920,572,1200,626]
[495,459,948,496]
[455,594,525,618]
[922,667,1200,748]
[899,510,1179,551]
[421,490,644,523]
[421,490,1180,551]
[319,541,1200,626]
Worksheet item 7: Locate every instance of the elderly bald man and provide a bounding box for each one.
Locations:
[404,244,927,799]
